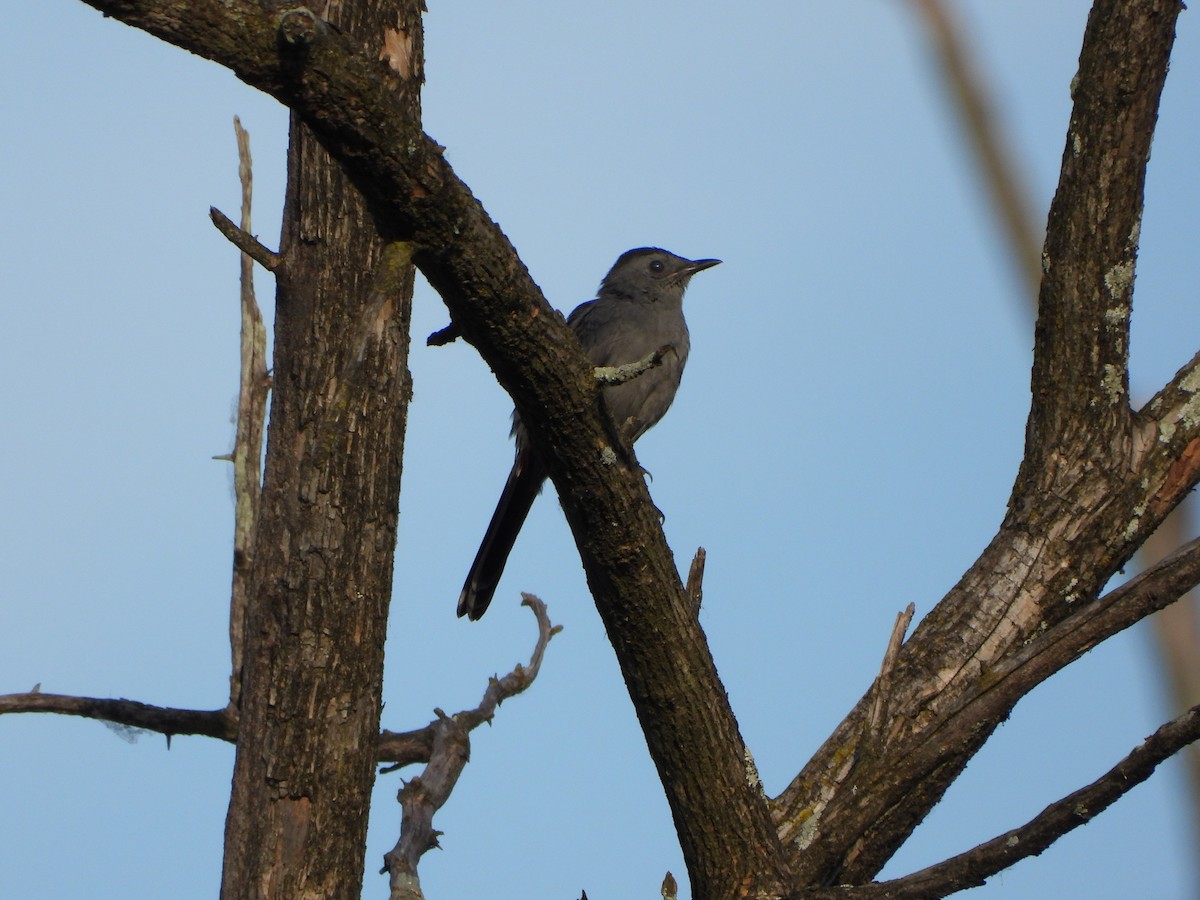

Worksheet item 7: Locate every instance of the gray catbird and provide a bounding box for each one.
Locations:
[457,247,720,620]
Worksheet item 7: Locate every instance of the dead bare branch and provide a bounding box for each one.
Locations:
[209,205,281,271]
[381,595,560,898]
[0,691,236,742]
[222,117,271,710]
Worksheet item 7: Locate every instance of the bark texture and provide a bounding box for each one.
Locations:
[219,3,422,897]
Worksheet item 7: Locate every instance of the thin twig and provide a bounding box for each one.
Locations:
[209,205,282,271]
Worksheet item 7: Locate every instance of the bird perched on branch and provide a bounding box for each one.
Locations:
[457,247,720,620]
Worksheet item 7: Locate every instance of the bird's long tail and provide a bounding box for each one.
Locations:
[457,447,546,620]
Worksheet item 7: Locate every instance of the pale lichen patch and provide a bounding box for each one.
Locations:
[744,747,764,795]
[1101,364,1124,405]
[794,811,820,851]
[1128,215,1142,249]
[1123,502,1147,541]
[1104,260,1135,301]
[1103,304,1129,327]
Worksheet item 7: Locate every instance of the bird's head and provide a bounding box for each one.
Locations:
[599,248,721,303]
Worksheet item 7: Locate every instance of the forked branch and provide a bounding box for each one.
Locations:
[812,704,1200,899]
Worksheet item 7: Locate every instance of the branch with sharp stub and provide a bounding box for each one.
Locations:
[685,547,706,615]
[380,595,560,898]
[209,205,282,271]
[865,604,915,744]
[0,692,236,742]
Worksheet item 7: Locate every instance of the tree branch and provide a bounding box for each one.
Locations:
[864,604,915,749]
[0,691,236,742]
[1136,350,1200,517]
[209,205,282,271]
[1020,0,1176,466]
[684,547,706,615]
[893,536,1200,791]
[381,595,559,899]
[818,704,1200,899]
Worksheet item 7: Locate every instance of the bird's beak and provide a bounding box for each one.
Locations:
[685,258,722,275]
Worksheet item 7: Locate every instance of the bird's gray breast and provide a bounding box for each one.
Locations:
[573,297,690,443]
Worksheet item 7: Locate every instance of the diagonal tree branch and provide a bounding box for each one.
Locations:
[812,704,1200,899]
[1020,0,1175,468]
[210,205,282,272]
[892,536,1200,790]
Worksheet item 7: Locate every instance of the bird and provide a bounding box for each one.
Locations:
[457,247,720,620]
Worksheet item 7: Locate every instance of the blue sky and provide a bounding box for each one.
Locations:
[3,2,1199,898]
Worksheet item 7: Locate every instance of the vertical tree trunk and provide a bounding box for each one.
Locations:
[220,3,423,897]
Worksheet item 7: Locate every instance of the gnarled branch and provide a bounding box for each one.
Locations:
[381,595,559,898]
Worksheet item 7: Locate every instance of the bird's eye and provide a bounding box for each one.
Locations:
[649,259,666,274]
